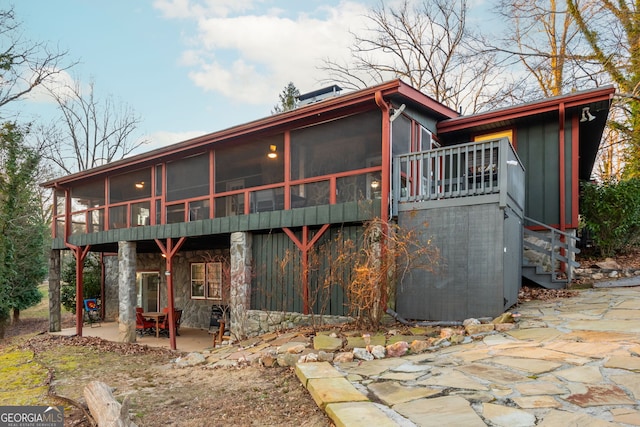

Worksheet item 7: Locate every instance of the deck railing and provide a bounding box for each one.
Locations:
[523,216,581,284]
[392,138,524,215]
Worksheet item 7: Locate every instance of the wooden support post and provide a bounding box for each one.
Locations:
[283,224,330,314]
[154,237,186,350]
[70,245,91,336]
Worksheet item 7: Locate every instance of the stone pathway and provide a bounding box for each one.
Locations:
[295,287,640,426]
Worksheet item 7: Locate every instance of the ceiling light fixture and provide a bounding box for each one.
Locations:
[267,145,278,159]
[135,181,145,189]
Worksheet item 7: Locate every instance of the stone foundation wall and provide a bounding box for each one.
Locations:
[243,309,352,337]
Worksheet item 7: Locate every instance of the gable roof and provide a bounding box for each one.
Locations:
[437,86,615,133]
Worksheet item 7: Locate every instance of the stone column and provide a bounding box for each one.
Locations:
[230,232,252,340]
[118,241,137,343]
[48,249,61,332]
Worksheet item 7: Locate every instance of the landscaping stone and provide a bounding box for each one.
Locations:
[277,341,307,354]
[386,341,409,357]
[394,396,486,427]
[353,347,374,361]
[368,381,440,406]
[276,352,299,367]
[604,355,640,372]
[306,377,369,409]
[370,345,386,359]
[409,339,431,353]
[324,402,397,427]
[512,396,562,409]
[465,323,495,335]
[333,352,354,363]
[481,403,536,427]
[313,334,343,352]
[174,352,206,367]
[565,383,636,407]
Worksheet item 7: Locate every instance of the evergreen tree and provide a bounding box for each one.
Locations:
[272,82,300,114]
[0,122,46,331]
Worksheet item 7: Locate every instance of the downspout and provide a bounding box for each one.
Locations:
[375,91,391,223]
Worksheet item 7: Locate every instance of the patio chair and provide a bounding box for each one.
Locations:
[208,304,231,347]
[136,308,155,336]
[159,308,182,337]
[83,298,101,327]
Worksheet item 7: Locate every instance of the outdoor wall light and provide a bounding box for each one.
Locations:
[580,107,596,122]
[135,181,145,189]
[267,145,278,159]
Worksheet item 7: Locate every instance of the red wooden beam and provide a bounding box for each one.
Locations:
[154,237,186,350]
[283,224,330,314]
[70,245,91,336]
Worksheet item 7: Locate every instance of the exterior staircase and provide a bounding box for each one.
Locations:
[522,217,580,289]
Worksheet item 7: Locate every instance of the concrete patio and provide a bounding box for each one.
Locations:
[51,322,214,353]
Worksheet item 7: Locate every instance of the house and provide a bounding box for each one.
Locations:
[43,79,613,349]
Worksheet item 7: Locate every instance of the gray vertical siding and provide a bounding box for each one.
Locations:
[517,121,560,225]
[251,225,361,316]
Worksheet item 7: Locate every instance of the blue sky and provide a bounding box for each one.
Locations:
[10,0,493,153]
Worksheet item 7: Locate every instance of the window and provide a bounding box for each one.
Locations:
[191,262,223,300]
[109,168,151,203]
[290,110,381,180]
[474,130,513,144]
[166,153,210,202]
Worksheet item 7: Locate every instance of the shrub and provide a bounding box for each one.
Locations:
[580,178,640,257]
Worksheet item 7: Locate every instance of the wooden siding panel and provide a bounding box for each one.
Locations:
[519,121,560,225]
[251,226,357,316]
[396,203,507,321]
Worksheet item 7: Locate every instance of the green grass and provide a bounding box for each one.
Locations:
[21,284,51,319]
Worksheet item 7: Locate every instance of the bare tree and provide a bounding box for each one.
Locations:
[35,81,147,175]
[0,7,74,115]
[491,0,603,98]
[567,0,640,178]
[320,0,510,114]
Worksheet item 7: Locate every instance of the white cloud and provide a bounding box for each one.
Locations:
[156,1,371,105]
[23,68,77,104]
[153,0,256,19]
[132,130,208,154]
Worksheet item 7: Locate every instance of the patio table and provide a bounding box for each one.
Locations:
[142,312,166,338]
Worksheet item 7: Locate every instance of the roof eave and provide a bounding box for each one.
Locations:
[437,86,616,134]
[42,79,458,188]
